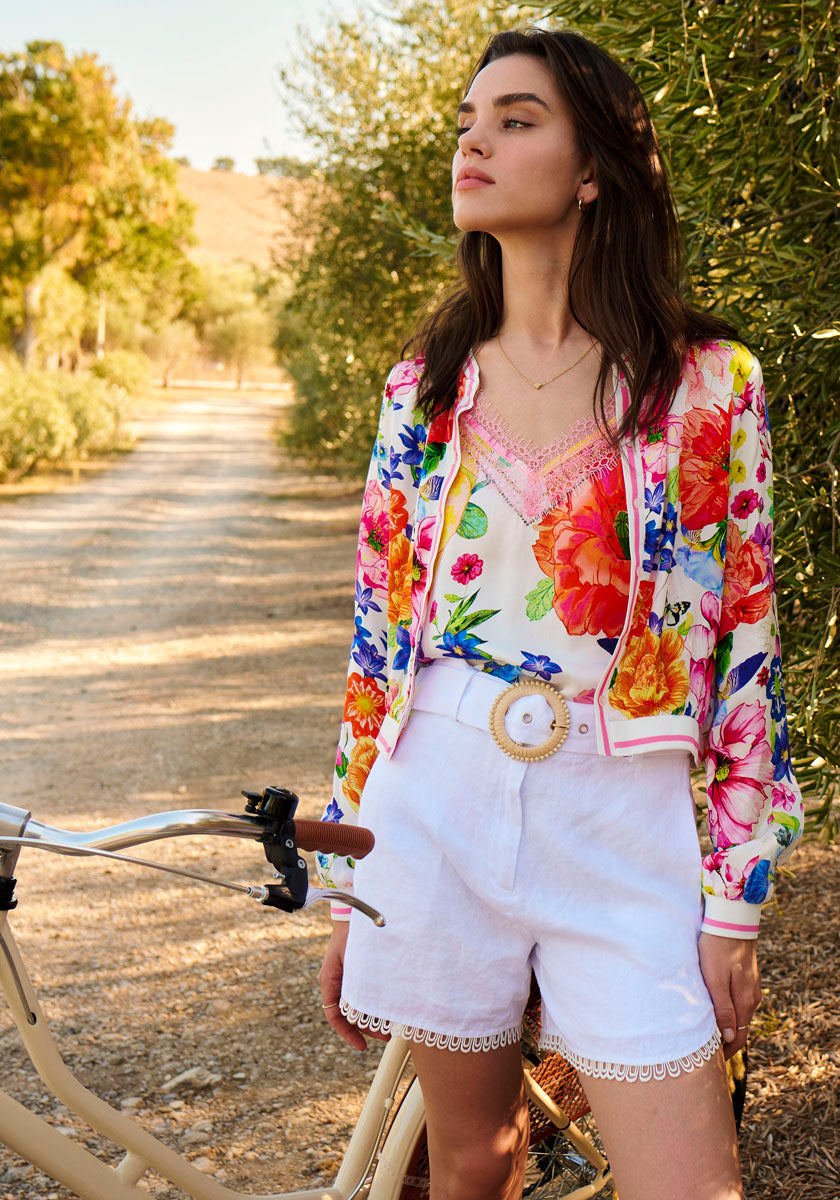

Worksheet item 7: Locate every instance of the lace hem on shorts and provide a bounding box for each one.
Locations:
[538,1026,723,1081]
[339,998,522,1052]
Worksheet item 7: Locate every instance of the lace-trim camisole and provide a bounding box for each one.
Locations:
[418,388,631,700]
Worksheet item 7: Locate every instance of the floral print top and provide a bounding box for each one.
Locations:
[420,389,628,695]
[316,340,804,942]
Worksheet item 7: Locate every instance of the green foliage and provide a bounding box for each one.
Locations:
[212,157,235,172]
[275,0,838,823]
[273,0,523,473]
[0,40,197,364]
[59,375,122,454]
[520,1,838,827]
[0,362,127,480]
[90,349,153,398]
[255,155,315,178]
[142,320,201,386]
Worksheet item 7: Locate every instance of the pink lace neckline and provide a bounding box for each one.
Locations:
[461,388,621,525]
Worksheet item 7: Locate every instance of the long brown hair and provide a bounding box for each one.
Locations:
[400,27,744,451]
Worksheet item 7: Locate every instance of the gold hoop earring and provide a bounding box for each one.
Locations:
[578,196,586,213]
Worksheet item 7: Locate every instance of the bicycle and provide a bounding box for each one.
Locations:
[0,785,746,1200]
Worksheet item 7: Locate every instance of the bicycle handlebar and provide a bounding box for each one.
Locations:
[0,805,374,861]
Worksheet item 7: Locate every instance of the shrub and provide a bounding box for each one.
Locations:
[0,365,77,481]
[90,349,152,399]
[59,376,123,455]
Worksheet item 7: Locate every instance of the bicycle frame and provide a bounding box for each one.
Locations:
[0,898,426,1200]
[0,799,612,1200]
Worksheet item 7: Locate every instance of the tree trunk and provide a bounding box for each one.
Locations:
[96,292,107,359]
[17,276,45,366]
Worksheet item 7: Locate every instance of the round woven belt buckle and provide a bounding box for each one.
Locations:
[488,679,571,762]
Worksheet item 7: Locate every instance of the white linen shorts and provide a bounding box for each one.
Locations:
[340,658,722,1081]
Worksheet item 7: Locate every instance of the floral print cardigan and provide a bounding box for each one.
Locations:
[316,338,804,939]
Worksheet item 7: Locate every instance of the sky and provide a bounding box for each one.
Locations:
[3,0,365,174]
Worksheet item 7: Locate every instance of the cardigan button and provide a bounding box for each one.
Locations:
[633,498,644,509]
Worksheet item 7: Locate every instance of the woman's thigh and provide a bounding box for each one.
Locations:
[580,1044,743,1200]
[408,1039,529,1200]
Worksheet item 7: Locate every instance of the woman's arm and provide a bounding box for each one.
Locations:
[315,361,408,920]
[700,346,805,939]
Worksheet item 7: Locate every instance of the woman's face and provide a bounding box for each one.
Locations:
[451,53,595,235]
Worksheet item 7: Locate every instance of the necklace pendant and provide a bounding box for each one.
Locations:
[534,382,542,390]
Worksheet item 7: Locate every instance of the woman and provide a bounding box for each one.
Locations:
[316,26,804,1200]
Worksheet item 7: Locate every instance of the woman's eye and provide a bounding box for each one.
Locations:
[455,117,529,138]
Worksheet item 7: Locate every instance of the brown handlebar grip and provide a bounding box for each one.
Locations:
[292,819,375,860]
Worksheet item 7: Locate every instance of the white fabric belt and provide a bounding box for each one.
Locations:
[412,659,602,757]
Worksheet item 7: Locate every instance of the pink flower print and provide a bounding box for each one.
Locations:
[706,848,760,900]
[451,553,483,585]
[769,782,798,814]
[410,516,437,631]
[756,460,766,483]
[731,489,760,519]
[358,480,389,591]
[429,600,438,624]
[705,701,775,846]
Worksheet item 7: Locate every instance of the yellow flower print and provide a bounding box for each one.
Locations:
[728,342,753,395]
[611,627,690,718]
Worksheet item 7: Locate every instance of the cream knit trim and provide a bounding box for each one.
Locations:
[538,1026,723,1081]
[339,998,522,1052]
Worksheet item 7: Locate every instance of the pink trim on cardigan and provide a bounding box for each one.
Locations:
[702,917,760,932]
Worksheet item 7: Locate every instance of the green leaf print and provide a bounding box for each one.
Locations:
[614,509,630,559]
[457,502,488,539]
[667,464,680,506]
[336,751,348,780]
[677,613,694,636]
[715,631,734,687]
[443,593,461,603]
[525,577,554,621]
[445,588,500,636]
[421,442,446,474]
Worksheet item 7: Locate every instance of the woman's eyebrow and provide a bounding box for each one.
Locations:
[457,91,551,116]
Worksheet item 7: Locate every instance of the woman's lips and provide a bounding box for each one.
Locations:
[455,177,494,189]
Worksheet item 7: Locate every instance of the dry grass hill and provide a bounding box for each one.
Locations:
[175,163,308,270]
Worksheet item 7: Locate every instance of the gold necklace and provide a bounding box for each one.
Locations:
[496,333,596,390]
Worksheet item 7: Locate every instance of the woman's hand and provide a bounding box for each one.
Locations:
[319,921,391,1051]
[698,932,762,1062]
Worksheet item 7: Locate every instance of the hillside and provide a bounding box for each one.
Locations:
[175,164,307,270]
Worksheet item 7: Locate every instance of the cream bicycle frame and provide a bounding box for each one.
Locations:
[0,802,612,1200]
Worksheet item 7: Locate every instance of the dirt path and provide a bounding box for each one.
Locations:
[0,388,837,1199]
[0,387,388,1197]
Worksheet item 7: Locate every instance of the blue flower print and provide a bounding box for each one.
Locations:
[642,503,677,572]
[355,581,383,616]
[674,543,722,592]
[440,629,485,659]
[765,654,786,723]
[323,798,344,823]
[520,652,563,681]
[483,661,521,684]
[352,636,386,683]
[399,423,427,466]
[645,481,665,515]
[771,720,793,781]
[743,859,771,903]
[393,624,412,672]
[380,446,405,489]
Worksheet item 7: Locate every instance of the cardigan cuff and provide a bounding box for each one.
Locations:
[701,894,763,939]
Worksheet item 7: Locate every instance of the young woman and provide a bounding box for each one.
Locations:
[316,26,804,1200]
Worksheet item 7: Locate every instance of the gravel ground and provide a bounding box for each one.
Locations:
[0,385,836,1199]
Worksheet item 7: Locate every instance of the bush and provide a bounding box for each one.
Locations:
[0,365,77,481]
[90,349,152,399]
[0,363,128,481]
[60,376,123,455]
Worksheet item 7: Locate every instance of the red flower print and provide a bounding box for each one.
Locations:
[532,462,631,636]
[344,673,386,739]
[678,404,730,527]
[705,701,774,847]
[451,553,483,584]
[731,489,759,519]
[719,522,772,638]
[389,488,409,538]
